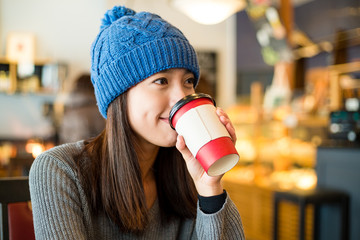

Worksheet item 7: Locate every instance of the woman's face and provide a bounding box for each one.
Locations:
[127,68,196,148]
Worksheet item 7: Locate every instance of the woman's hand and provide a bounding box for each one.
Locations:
[176,107,237,197]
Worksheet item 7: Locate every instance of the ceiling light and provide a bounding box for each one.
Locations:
[171,0,246,25]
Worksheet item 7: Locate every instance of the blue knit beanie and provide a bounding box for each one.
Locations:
[90,6,200,118]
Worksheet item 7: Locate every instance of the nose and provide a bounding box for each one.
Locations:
[169,87,188,107]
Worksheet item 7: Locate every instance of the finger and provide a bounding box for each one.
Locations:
[217,108,234,127]
[176,135,195,161]
[226,121,237,144]
[217,108,237,144]
[216,107,230,119]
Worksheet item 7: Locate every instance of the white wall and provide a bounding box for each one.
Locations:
[0,0,105,90]
[0,0,237,108]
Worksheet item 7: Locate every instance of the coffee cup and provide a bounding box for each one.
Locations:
[169,93,239,176]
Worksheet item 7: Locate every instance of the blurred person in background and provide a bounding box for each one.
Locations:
[58,73,105,144]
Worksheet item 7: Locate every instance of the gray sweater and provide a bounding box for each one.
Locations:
[29,141,245,239]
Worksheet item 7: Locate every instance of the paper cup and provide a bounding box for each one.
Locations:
[169,93,239,176]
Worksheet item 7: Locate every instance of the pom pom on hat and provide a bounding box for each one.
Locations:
[100,6,136,30]
[91,6,200,119]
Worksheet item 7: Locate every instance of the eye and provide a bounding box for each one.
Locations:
[185,77,196,87]
[153,78,168,85]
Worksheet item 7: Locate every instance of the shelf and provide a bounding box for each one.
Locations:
[0,59,64,94]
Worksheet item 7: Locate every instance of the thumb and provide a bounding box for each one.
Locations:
[176,135,194,162]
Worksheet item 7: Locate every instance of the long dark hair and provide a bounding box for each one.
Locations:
[76,92,198,232]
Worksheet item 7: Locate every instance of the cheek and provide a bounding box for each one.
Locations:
[127,90,148,121]
[127,103,148,130]
[127,98,158,132]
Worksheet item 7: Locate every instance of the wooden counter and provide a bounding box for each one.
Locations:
[223,168,315,240]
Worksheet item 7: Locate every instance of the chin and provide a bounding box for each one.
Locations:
[158,139,176,148]
[157,136,177,148]
[152,128,177,147]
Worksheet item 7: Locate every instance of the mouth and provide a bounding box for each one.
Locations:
[160,117,169,124]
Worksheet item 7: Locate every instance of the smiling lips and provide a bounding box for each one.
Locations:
[160,117,169,124]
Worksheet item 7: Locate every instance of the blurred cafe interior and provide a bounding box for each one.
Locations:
[0,0,360,239]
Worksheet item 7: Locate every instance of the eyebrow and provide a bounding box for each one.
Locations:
[160,69,193,74]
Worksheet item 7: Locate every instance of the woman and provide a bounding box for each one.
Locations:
[29,6,245,239]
